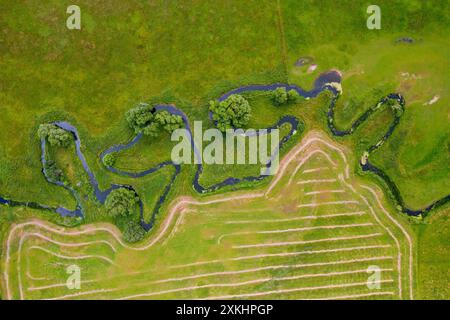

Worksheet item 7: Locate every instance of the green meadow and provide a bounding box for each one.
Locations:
[0,0,448,299]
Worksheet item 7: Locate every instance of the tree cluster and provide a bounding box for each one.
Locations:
[123,220,146,243]
[271,87,301,105]
[44,160,65,183]
[102,153,117,167]
[105,188,139,218]
[125,105,183,137]
[209,94,251,132]
[38,124,72,148]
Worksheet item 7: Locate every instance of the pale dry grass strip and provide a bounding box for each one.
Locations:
[170,244,392,269]
[218,222,373,243]
[116,270,393,300]
[28,246,115,265]
[30,245,393,292]
[233,233,383,249]
[224,211,366,224]
[306,291,395,300]
[148,256,392,285]
[361,185,414,300]
[297,200,359,208]
[297,179,337,185]
[202,279,394,300]
[303,167,331,173]
[305,190,345,196]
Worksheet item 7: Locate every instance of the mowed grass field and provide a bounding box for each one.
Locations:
[0,0,448,299]
[2,132,414,300]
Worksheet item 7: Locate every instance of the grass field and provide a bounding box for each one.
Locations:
[2,132,414,300]
[0,0,448,299]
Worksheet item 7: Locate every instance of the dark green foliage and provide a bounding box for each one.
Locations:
[102,153,117,167]
[38,124,72,148]
[105,188,139,218]
[44,160,64,183]
[209,94,251,132]
[271,88,301,106]
[142,121,161,137]
[125,104,155,135]
[271,87,288,105]
[154,110,184,133]
[287,89,301,103]
[123,220,146,243]
[126,106,184,137]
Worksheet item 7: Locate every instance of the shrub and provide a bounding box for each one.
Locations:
[44,160,64,182]
[125,104,155,134]
[271,88,302,105]
[287,89,301,103]
[102,153,117,167]
[126,105,183,137]
[105,188,139,218]
[123,220,146,243]
[209,94,251,132]
[38,124,72,148]
[154,110,184,133]
[271,87,288,105]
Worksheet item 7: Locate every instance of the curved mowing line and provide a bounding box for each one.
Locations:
[297,179,337,185]
[202,279,394,300]
[28,246,115,265]
[224,211,366,224]
[23,232,116,253]
[28,245,393,292]
[39,256,394,300]
[218,222,374,243]
[115,271,394,300]
[307,291,394,300]
[339,175,409,299]
[44,288,119,300]
[170,244,392,269]
[32,268,393,299]
[267,136,350,197]
[305,189,345,196]
[26,272,47,282]
[297,200,359,207]
[46,278,395,301]
[28,279,98,292]
[144,256,393,285]
[303,167,331,173]
[288,150,337,186]
[233,233,383,249]
[361,184,414,300]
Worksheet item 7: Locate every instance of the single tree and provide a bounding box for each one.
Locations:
[102,153,117,167]
[154,110,183,133]
[38,124,72,147]
[123,220,146,243]
[287,89,301,103]
[209,94,251,132]
[271,87,288,105]
[125,104,155,134]
[105,188,139,218]
[44,160,65,182]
